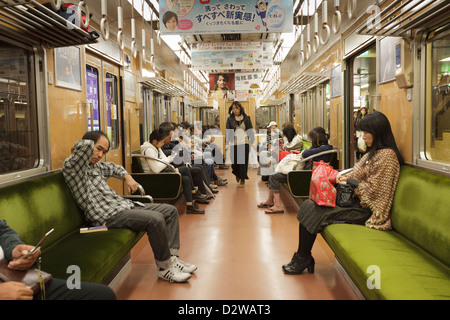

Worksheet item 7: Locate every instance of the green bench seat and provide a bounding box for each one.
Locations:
[0,171,145,284]
[321,166,450,299]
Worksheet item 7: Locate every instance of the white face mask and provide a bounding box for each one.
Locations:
[0,246,4,260]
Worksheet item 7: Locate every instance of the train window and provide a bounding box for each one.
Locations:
[424,28,450,166]
[255,106,276,130]
[105,73,119,150]
[0,41,39,175]
[86,65,100,131]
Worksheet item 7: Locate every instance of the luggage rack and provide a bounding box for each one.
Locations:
[139,77,190,97]
[357,0,450,37]
[281,72,329,94]
[0,0,99,48]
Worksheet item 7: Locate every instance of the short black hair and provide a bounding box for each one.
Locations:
[82,130,110,150]
[159,122,175,135]
[149,128,168,143]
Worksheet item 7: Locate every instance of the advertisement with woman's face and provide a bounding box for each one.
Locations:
[209,73,235,91]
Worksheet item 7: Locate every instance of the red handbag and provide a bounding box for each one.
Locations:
[279,150,300,162]
[309,161,339,207]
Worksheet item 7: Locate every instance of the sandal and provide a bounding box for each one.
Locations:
[264,208,285,214]
[257,202,273,208]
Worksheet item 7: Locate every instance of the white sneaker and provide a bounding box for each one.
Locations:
[171,256,197,274]
[158,264,191,283]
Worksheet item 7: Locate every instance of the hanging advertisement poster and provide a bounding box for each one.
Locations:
[192,41,273,70]
[235,72,262,90]
[235,90,249,101]
[159,0,293,35]
[209,73,235,91]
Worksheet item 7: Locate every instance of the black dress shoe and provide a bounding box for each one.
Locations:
[282,255,315,274]
[195,199,210,204]
[193,193,207,200]
[282,252,301,269]
[186,205,205,214]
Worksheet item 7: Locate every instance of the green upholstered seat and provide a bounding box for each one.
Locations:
[321,166,450,300]
[0,171,144,283]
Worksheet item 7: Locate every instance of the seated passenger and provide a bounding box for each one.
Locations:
[282,125,303,152]
[177,122,219,194]
[258,127,333,214]
[141,128,205,214]
[301,127,334,170]
[0,220,116,300]
[160,122,214,204]
[283,112,403,275]
[63,130,197,283]
[257,123,282,181]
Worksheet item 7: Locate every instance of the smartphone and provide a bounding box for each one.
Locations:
[17,228,54,260]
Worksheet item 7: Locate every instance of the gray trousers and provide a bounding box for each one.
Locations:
[268,172,288,193]
[105,203,179,270]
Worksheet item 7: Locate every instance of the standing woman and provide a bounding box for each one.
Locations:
[226,101,255,187]
[283,111,404,275]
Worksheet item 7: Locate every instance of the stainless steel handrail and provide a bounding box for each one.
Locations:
[132,154,177,172]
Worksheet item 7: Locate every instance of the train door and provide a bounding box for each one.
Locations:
[142,87,152,144]
[347,46,376,168]
[152,92,172,126]
[85,53,124,194]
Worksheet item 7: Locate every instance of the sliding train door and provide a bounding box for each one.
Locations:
[85,53,124,194]
[347,46,376,168]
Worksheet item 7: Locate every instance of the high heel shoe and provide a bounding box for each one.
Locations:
[282,255,315,275]
[282,252,300,269]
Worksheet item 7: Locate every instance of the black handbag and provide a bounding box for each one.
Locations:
[336,183,356,207]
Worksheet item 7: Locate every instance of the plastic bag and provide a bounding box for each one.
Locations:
[309,161,339,207]
[275,153,302,174]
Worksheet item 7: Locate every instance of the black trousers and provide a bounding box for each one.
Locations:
[42,278,116,300]
[230,144,250,180]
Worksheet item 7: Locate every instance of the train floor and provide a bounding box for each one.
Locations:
[113,167,358,300]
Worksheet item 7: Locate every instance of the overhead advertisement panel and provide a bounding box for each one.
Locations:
[159,0,293,35]
[191,41,273,70]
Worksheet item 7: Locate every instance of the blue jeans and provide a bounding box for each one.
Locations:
[105,203,180,270]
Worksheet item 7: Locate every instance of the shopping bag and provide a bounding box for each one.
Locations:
[278,150,300,162]
[275,153,302,174]
[309,161,339,207]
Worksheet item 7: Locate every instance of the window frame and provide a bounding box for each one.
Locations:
[0,36,50,185]
[414,23,450,174]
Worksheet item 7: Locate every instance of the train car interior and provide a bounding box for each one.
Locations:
[0,0,449,303]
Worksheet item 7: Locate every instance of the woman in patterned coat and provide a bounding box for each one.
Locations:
[283,111,404,275]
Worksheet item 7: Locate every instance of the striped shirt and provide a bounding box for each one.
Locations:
[62,139,134,226]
